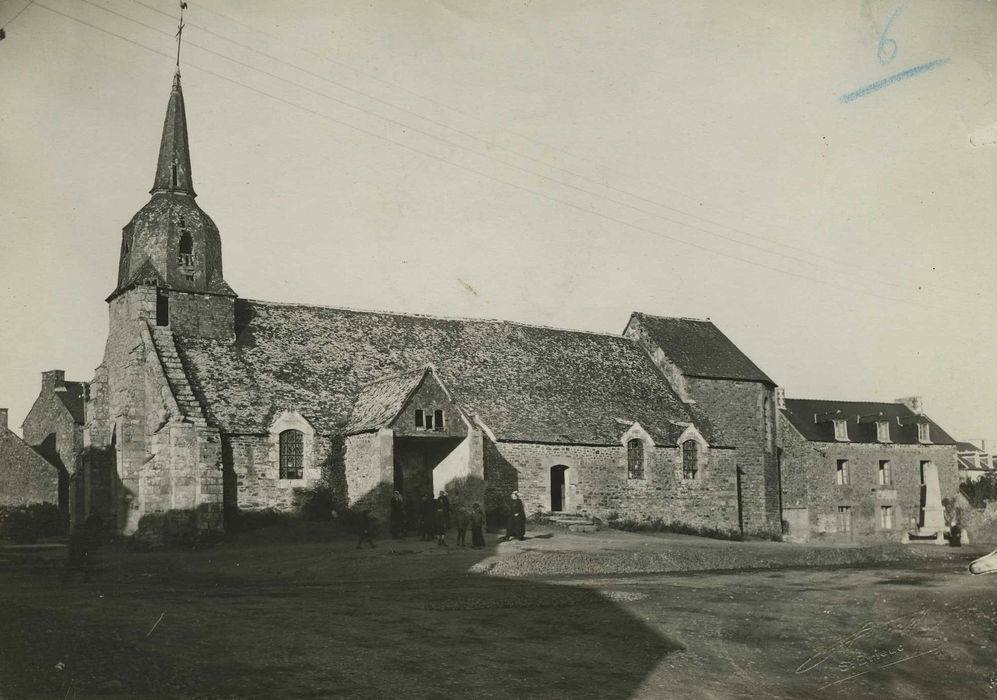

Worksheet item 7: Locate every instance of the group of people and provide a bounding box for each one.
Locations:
[372,489,487,549]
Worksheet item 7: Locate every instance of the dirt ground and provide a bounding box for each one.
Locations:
[0,525,993,699]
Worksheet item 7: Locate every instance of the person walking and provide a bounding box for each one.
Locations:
[62,514,103,583]
[470,503,486,549]
[506,491,526,541]
[356,509,376,549]
[389,490,405,539]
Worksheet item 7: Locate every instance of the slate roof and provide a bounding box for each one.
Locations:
[174,300,728,446]
[54,382,88,425]
[780,398,957,445]
[956,441,983,453]
[346,367,436,435]
[630,313,774,385]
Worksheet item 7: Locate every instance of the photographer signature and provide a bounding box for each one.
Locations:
[795,607,942,689]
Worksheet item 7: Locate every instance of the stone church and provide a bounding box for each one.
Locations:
[66,70,787,541]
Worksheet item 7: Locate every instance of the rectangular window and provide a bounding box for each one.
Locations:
[278,430,304,480]
[836,459,849,485]
[880,505,894,530]
[876,421,890,442]
[837,506,852,533]
[878,460,892,486]
[414,409,424,429]
[424,411,434,430]
[918,423,931,443]
[434,409,444,431]
[833,420,849,441]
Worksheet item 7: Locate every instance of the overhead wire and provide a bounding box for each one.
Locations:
[77,0,969,306]
[179,0,962,291]
[24,1,987,313]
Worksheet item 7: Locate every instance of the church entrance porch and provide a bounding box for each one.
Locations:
[393,436,465,529]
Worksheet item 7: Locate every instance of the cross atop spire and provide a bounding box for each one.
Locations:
[175,2,188,69]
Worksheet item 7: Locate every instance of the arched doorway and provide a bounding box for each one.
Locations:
[550,465,569,512]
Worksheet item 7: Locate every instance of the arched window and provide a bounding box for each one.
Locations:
[178,231,193,256]
[627,439,645,479]
[682,440,699,480]
[279,429,304,479]
[177,231,195,281]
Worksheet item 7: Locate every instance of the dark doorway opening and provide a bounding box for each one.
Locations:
[550,465,568,512]
[156,290,170,326]
[393,436,464,530]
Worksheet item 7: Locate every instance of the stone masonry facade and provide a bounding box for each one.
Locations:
[0,408,61,508]
[484,440,739,532]
[779,412,958,543]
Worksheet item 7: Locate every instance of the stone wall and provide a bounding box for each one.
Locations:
[221,431,331,513]
[21,371,83,515]
[778,412,959,543]
[684,377,780,536]
[344,430,392,516]
[166,290,234,341]
[483,440,739,531]
[0,412,60,508]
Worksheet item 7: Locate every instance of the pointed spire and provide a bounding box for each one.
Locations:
[151,70,196,197]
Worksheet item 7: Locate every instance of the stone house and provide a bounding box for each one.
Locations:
[956,440,995,483]
[623,314,782,536]
[76,70,747,540]
[0,408,62,510]
[778,395,959,543]
[21,370,88,516]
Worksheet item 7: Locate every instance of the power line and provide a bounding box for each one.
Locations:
[182,0,959,291]
[1,0,34,32]
[26,2,987,313]
[77,0,960,303]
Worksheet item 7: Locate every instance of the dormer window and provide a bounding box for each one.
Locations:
[833,419,849,441]
[876,421,890,442]
[918,423,931,443]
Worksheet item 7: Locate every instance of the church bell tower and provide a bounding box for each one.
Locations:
[107,69,236,340]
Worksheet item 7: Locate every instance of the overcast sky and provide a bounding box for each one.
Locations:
[1,0,995,441]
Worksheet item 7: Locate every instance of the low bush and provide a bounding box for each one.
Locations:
[0,503,67,544]
[607,516,743,541]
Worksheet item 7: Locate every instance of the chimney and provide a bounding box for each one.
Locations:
[41,370,66,393]
[895,396,923,415]
[775,387,786,409]
[0,408,7,432]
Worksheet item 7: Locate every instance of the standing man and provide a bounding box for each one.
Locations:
[470,503,486,549]
[420,494,435,542]
[389,490,405,539]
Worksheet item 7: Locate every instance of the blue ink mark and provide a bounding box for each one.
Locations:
[878,7,903,65]
[839,58,950,103]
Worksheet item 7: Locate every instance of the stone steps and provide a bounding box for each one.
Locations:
[150,326,207,423]
[546,512,599,533]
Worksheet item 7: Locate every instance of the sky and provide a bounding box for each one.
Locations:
[1,0,995,442]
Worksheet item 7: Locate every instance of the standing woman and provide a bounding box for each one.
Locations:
[507,491,526,541]
[434,494,449,547]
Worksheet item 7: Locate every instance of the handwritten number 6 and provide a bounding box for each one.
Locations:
[878,7,902,65]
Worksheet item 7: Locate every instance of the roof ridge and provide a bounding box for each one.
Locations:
[243,298,632,341]
[360,365,431,387]
[633,311,713,323]
[784,397,908,406]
